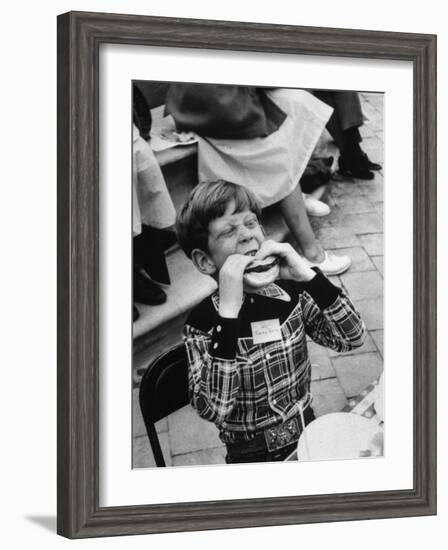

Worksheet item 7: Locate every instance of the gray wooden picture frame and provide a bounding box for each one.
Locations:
[57,10,437,539]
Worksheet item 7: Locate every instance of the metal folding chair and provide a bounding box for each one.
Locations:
[138,343,189,467]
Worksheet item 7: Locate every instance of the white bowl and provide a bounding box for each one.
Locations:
[297,412,382,461]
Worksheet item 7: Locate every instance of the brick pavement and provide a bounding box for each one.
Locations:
[133,92,384,468]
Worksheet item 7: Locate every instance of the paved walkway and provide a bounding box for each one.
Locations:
[133,92,384,468]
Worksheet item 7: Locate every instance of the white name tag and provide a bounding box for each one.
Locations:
[251,319,282,344]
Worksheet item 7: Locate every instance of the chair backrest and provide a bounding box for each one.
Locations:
[139,343,189,466]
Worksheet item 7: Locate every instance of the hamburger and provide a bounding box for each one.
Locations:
[243,255,280,288]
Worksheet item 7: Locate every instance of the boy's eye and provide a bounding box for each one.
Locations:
[221,227,235,237]
[245,219,258,228]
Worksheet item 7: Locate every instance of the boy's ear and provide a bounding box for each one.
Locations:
[191,248,217,276]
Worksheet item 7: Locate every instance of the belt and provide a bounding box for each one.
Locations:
[226,403,314,454]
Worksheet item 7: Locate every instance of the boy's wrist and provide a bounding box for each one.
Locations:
[303,267,341,309]
[219,292,243,318]
[219,306,240,319]
[293,266,316,282]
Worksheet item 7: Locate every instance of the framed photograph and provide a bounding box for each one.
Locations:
[57,11,437,538]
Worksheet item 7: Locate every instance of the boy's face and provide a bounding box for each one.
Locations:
[206,200,265,271]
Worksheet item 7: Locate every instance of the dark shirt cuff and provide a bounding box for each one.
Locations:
[303,267,341,310]
[209,316,240,360]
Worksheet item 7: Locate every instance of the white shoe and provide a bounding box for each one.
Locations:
[307,251,351,276]
[303,195,331,217]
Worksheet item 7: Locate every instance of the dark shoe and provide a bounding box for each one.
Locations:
[338,154,374,180]
[359,151,382,171]
[133,305,140,322]
[142,225,177,252]
[134,267,167,305]
[133,227,174,285]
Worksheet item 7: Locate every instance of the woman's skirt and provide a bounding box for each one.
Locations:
[196,89,333,208]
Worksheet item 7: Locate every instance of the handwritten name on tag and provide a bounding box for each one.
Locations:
[251,319,282,344]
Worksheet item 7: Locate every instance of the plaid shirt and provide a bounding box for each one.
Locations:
[183,269,365,443]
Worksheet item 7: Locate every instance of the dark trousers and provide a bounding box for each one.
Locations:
[313,90,364,151]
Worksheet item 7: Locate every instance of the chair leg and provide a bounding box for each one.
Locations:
[146,421,166,467]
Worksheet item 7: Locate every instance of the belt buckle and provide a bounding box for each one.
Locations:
[264,417,300,452]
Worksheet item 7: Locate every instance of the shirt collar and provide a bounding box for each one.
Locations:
[252,283,291,301]
[211,282,291,312]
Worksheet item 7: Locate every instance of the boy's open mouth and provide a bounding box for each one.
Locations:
[244,255,280,274]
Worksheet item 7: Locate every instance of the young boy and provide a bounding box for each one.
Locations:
[176,180,365,464]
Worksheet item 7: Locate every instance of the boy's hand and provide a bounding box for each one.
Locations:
[218,254,255,318]
[255,240,315,282]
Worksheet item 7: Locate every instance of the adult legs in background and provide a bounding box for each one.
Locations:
[315,90,364,147]
[133,124,177,312]
[313,91,382,180]
[278,186,351,276]
[278,186,325,263]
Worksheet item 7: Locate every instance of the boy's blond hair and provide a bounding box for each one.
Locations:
[176,180,261,258]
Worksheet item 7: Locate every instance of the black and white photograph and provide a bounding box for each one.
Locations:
[1,0,442,544]
[132,81,385,468]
